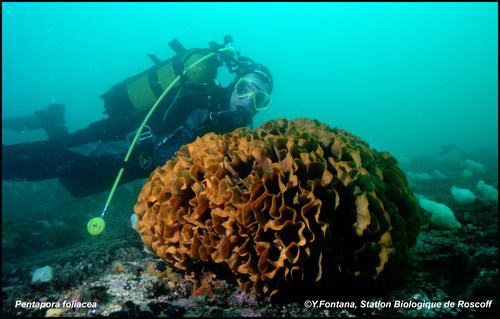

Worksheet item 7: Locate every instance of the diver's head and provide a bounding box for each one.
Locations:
[236,63,273,94]
[229,63,273,117]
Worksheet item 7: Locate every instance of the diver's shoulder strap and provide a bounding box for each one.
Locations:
[172,54,188,84]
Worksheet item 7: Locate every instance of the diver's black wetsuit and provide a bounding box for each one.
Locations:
[2,81,250,197]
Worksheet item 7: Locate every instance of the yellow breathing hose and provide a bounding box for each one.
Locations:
[87,47,232,236]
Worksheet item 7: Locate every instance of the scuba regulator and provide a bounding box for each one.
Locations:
[209,35,255,75]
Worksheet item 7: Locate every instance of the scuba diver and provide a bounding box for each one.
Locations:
[2,37,273,198]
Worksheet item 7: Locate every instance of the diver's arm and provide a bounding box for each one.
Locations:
[159,81,225,130]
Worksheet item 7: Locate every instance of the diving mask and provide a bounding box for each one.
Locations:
[235,77,272,111]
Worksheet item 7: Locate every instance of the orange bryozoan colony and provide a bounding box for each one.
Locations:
[134,118,421,298]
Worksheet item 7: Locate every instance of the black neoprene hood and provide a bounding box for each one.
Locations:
[237,63,273,94]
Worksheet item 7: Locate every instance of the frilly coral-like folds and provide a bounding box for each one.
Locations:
[134,118,420,298]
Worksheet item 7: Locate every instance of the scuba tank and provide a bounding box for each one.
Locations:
[100,38,226,119]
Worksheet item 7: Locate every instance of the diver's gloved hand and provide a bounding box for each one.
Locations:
[153,126,192,167]
[210,107,251,127]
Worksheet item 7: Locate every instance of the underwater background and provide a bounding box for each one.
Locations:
[2,3,498,159]
[2,2,498,317]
